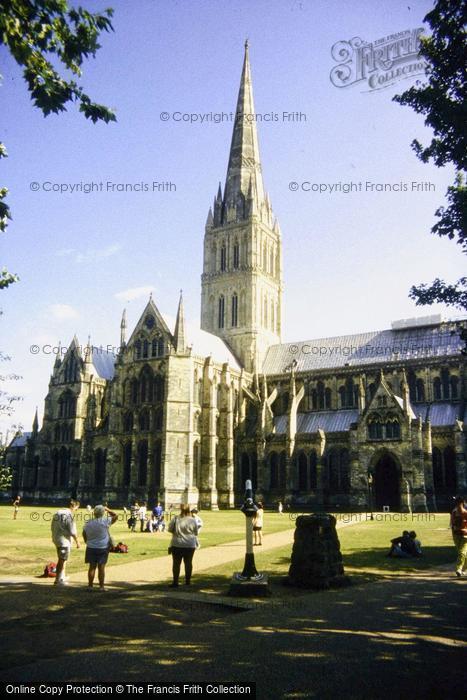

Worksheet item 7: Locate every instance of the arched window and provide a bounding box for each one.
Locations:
[218,296,225,329]
[154,375,164,402]
[339,378,357,408]
[368,418,383,440]
[309,450,318,489]
[135,340,142,360]
[231,293,238,327]
[233,241,240,269]
[270,452,279,489]
[385,420,401,439]
[298,452,308,490]
[123,443,132,486]
[444,447,457,489]
[138,441,148,486]
[94,448,106,487]
[245,402,257,436]
[220,244,227,271]
[368,382,377,401]
[139,408,150,431]
[123,411,133,433]
[441,368,450,399]
[142,339,149,359]
[131,378,138,405]
[327,448,350,493]
[450,375,459,399]
[279,451,286,489]
[415,378,425,402]
[432,447,443,489]
[324,387,332,410]
[153,439,162,489]
[154,407,163,431]
[211,244,217,273]
[433,377,442,400]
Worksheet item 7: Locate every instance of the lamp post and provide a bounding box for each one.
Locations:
[368,472,374,520]
[229,479,270,596]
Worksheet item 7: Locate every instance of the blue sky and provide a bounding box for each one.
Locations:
[0,0,464,439]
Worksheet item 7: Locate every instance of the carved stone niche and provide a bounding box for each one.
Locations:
[286,513,351,590]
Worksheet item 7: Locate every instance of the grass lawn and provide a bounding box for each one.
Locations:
[0,505,295,576]
[192,513,456,594]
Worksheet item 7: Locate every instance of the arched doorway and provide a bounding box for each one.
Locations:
[373,453,400,510]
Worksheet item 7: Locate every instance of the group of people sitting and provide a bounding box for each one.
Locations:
[386,530,422,558]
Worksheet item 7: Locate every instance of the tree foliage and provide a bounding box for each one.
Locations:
[1,0,116,287]
[393,0,467,310]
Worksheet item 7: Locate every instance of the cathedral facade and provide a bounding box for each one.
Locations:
[9,44,466,511]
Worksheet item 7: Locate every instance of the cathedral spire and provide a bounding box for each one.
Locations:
[222,40,265,220]
[32,407,39,434]
[174,290,186,354]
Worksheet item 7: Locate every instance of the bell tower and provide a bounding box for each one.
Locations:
[201,41,283,373]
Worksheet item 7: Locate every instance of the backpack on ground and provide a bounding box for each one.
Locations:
[43,562,57,577]
[110,542,128,553]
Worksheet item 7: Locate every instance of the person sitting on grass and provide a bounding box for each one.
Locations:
[386,530,412,558]
[408,530,422,557]
[83,505,118,591]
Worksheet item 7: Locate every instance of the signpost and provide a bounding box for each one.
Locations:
[229,480,271,597]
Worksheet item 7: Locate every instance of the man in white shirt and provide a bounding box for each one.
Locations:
[51,499,80,586]
[138,501,147,532]
[83,504,118,591]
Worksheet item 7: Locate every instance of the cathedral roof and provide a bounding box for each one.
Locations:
[90,347,116,380]
[8,432,31,448]
[273,402,464,435]
[262,321,465,375]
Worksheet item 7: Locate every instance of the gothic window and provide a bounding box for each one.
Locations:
[220,244,227,271]
[137,441,148,486]
[218,296,225,329]
[416,378,425,402]
[270,248,274,275]
[385,420,401,439]
[123,411,133,433]
[231,293,238,327]
[153,440,162,488]
[135,340,142,360]
[279,451,287,489]
[433,377,442,400]
[233,241,240,269]
[450,375,459,400]
[325,388,332,410]
[339,378,357,409]
[154,407,163,431]
[312,381,329,410]
[408,369,417,402]
[327,448,350,493]
[123,443,132,486]
[94,448,106,487]
[54,425,61,442]
[64,356,78,383]
[211,244,217,273]
[298,452,308,490]
[152,338,159,357]
[142,340,149,359]
[139,409,150,431]
[270,452,279,489]
[368,382,377,401]
[131,378,139,405]
[433,446,457,490]
[368,420,383,440]
[441,368,450,400]
[154,375,164,402]
[309,450,318,489]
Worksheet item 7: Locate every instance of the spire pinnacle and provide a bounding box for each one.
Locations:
[174,290,186,354]
[221,42,265,223]
[32,407,39,434]
[120,308,127,347]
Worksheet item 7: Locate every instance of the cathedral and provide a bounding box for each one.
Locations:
[9,43,466,512]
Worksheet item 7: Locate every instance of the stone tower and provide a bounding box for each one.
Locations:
[201,41,283,373]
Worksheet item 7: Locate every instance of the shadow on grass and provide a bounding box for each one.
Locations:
[0,569,466,697]
[342,545,455,571]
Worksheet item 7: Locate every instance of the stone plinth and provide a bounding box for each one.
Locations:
[286,513,350,589]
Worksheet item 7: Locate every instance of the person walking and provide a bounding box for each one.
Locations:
[450,495,467,577]
[13,495,21,520]
[167,504,199,587]
[51,499,80,586]
[82,505,118,591]
[253,501,264,546]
